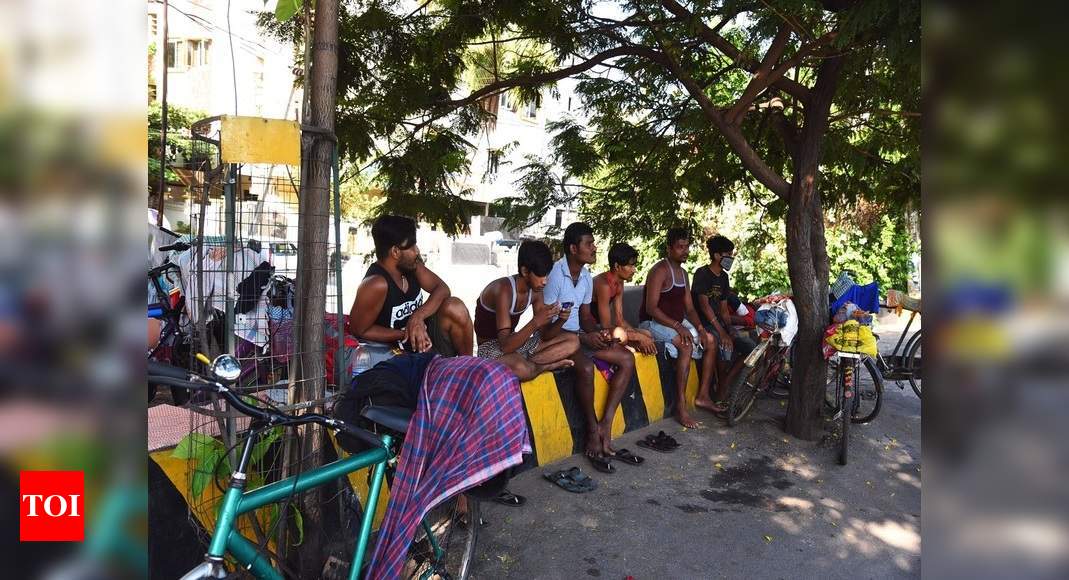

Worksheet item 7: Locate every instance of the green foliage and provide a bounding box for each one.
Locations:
[171,433,230,498]
[148,102,208,188]
[258,0,920,261]
[274,0,302,23]
[825,212,917,294]
[148,102,205,132]
[171,427,282,499]
[725,205,918,300]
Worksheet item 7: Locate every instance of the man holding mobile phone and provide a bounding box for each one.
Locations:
[543,223,639,474]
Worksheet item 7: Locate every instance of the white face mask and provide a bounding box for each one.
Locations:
[720,255,734,271]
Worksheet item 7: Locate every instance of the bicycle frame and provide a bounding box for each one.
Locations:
[187,432,395,580]
[875,310,921,382]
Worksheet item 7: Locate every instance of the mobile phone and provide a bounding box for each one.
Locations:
[561,302,574,309]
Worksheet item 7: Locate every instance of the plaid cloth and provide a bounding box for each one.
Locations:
[367,356,530,577]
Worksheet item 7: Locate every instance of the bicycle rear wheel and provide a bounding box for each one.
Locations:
[727,343,770,426]
[904,330,922,398]
[824,356,882,423]
[850,357,883,424]
[403,495,479,580]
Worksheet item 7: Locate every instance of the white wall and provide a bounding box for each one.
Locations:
[149,0,302,119]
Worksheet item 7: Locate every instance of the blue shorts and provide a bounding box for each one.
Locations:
[638,319,704,360]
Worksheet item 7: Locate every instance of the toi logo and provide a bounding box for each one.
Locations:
[20,471,84,542]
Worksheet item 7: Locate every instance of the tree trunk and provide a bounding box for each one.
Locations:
[784,54,845,440]
[291,0,339,575]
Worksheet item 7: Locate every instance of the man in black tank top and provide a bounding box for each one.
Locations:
[347,215,473,357]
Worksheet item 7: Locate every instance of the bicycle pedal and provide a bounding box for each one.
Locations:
[321,555,350,580]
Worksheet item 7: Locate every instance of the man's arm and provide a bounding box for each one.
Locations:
[697,293,731,339]
[410,259,451,320]
[540,271,569,340]
[347,276,405,343]
[682,274,715,344]
[493,280,546,353]
[578,303,610,350]
[593,276,615,329]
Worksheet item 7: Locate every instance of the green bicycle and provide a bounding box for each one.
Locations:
[149,356,479,580]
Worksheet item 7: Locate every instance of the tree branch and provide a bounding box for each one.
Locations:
[651,40,791,199]
[659,0,810,101]
[728,31,837,125]
[437,46,650,111]
[727,25,792,124]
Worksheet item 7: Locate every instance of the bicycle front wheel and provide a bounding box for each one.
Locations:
[728,343,770,426]
[404,495,479,580]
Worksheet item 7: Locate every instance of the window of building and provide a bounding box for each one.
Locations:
[186,39,210,67]
[500,90,518,113]
[554,209,564,228]
[165,40,178,69]
[522,93,541,121]
[148,14,158,39]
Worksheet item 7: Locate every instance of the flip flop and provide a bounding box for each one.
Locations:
[543,467,597,493]
[637,435,675,453]
[492,490,526,507]
[655,431,681,449]
[587,453,616,474]
[612,448,644,465]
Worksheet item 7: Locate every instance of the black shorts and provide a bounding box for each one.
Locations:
[702,323,756,360]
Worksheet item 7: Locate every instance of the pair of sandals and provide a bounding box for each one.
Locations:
[586,448,644,474]
[544,466,598,493]
[636,431,681,453]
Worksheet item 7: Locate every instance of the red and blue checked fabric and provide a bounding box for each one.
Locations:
[367,355,530,577]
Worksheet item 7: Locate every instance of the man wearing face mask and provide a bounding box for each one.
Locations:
[692,235,756,413]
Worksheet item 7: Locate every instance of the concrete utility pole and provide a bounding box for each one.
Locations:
[291,0,339,575]
[155,0,169,226]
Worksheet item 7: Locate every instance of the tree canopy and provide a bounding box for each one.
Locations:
[262,0,919,239]
[259,0,920,439]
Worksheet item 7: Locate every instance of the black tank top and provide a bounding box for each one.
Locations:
[365,262,423,330]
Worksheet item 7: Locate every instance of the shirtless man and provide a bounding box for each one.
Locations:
[591,242,656,355]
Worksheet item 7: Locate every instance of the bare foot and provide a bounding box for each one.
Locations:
[675,411,700,429]
[694,397,719,413]
[585,430,602,458]
[541,359,574,373]
[599,424,616,456]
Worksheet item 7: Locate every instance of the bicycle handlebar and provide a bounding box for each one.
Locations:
[147,361,384,448]
[158,242,191,253]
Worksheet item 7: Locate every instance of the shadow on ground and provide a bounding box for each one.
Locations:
[470,338,921,579]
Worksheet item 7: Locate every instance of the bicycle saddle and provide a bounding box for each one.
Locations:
[360,405,413,434]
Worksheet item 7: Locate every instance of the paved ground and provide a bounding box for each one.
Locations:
[470,322,922,579]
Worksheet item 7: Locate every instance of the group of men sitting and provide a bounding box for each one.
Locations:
[346,215,757,478]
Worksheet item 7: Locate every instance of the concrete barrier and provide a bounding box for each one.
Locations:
[147,284,703,573]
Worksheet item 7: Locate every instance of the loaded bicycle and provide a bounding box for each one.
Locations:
[726,299,793,426]
[827,349,864,465]
[149,355,479,580]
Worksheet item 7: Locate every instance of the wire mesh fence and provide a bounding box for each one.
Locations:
[149,116,353,567]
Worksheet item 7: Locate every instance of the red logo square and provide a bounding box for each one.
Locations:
[20,471,84,542]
